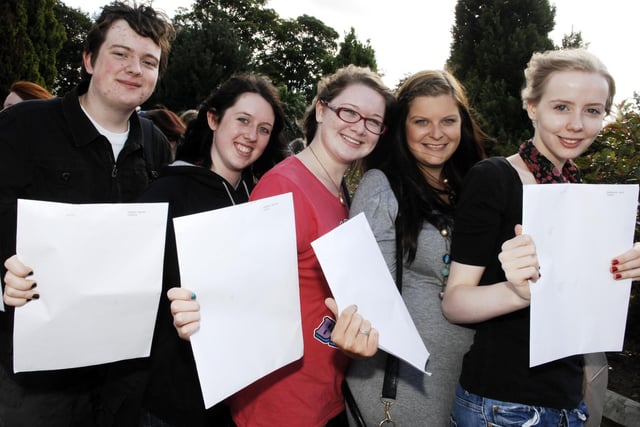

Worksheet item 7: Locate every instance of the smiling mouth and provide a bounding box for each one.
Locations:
[119,79,142,88]
[235,143,253,154]
[559,137,582,146]
[342,134,363,145]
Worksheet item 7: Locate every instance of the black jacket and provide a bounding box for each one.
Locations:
[0,82,171,422]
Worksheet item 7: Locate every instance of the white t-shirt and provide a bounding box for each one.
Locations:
[80,105,129,160]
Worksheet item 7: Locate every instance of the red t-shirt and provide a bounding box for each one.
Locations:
[229,157,350,427]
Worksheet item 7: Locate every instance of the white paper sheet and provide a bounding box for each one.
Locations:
[173,193,301,408]
[311,213,430,372]
[13,199,168,372]
[523,184,639,367]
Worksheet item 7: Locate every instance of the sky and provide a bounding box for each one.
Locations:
[64,0,638,106]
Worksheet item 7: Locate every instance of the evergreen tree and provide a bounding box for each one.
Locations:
[26,0,65,89]
[0,0,65,97]
[0,0,39,96]
[446,0,556,155]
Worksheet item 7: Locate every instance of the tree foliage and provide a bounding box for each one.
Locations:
[147,0,349,125]
[147,7,252,111]
[576,95,640,185]
[0,0,42,96]
[1,0,67,98]
[26,0,66,89]
[560,29,588,49]
[333,27,378,71]
[53,1,91,96]
[447,0,556,156]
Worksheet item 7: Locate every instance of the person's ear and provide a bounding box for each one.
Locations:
[526,102,537,122]
[207,110,219,131]
[315,101,324,124]
[82,51,94,75]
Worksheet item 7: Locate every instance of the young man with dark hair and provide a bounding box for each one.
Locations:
[0,3,175,426]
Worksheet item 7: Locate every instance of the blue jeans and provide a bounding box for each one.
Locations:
[450,384,588,427]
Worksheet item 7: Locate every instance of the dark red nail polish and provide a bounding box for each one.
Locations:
[615,273,622,279]
[612,266,618,273]
[612,259,620,265]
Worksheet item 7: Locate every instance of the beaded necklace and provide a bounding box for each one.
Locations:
[437,223,452,299]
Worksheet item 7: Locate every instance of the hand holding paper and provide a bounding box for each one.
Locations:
[13,199,168,372]
[173,193,301,409]
[312,213,429,373]
[523,184,639,366]
[325,298,379,358]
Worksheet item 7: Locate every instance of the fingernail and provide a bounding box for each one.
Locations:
[615,273,622,280]
[612,266,618,273]
[31,283,37,289]
[612,259,620,265]
[190,292,196,300]
[32,294,40,300]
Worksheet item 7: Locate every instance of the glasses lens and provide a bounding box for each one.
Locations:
[365,119,385,135]
[336,108,361,123]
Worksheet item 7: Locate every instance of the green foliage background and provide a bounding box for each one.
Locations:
[1,0,638,187]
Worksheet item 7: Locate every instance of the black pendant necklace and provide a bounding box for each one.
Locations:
[439,226,451,299]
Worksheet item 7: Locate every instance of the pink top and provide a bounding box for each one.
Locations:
[229,156,350,427]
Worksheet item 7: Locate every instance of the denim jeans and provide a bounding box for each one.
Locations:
[450,384,588,427]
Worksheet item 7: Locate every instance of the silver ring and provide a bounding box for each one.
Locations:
[359,329,370,336]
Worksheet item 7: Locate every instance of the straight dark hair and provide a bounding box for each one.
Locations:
[175,73,287,181]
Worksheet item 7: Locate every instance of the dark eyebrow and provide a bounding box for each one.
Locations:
[340,102,384,120]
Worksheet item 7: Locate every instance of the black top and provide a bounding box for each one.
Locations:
[450,157,583,410]
[137,163,254,426]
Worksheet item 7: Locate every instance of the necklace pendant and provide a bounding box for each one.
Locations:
[338,192,346,206]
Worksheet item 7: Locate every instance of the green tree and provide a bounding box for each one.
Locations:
[26,0,65,89]
[446,0,556,156]
[576,95,640,186]
[256,14,339,102]
[333,27,378,71]
[148,11,251,111]
[53,1,91,96]
[560,29,588,49]
[0,0,39,96]
[0,0,65,96]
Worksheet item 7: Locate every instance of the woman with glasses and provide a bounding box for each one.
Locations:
[168,65,395,427]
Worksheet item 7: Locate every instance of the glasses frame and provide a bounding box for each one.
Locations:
[319,99,387,135]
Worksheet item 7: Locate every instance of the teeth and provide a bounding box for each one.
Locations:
[236,143,252,154]
[343,135,362,145]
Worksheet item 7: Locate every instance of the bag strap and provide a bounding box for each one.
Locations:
[140,117,159,180]
[378,217,403,425]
